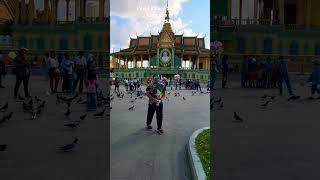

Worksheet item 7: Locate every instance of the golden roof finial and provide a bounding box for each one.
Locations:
[165,0,169,22]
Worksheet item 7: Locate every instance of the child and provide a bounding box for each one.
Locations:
[137,83,142,96]
[86,74,98,111]
[307,59,320,99]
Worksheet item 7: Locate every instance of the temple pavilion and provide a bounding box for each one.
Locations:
[111,2,210,82]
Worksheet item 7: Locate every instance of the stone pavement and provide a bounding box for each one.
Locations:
[213,73,320,180]
[0,75,109,180]
[110,86,210,180]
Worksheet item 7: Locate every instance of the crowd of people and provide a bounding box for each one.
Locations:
[212,54,320,100]
[0,48,101,111]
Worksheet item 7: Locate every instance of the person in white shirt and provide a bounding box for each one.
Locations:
[47,51,60,93]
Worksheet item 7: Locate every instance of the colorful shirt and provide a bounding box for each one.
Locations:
[61,59,74,74]
[146,83,165,104]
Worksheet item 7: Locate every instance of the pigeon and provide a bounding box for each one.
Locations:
[66,101,71,108]
[214,97,222,103]
[38,101,46,109]
[80,101,87,104]
[233,112,243,123]
[261,101,270,107]
[4,112,13,121]
[64,109,71,117]
[35,96,42,102]
[128,105,135,110]
[28,99,33,106]
[23,102,32,112]
[0,144,7,151]
[0,102,8,111]
[270,96,276,100]
[45,91,50,97]
[261,94,268,99]
[219,102,224,109]
[18,95,25,101]
[79,114,87,120]
[183,97,186,100]
[59,138,78,152]
[64,123,79,129]
[76,97,82,104]
[94,108,106,117]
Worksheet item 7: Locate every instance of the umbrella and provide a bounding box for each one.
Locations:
[174,74,180,79]
[8,51,16,59]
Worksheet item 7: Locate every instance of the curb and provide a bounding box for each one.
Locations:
[188,127,210,180]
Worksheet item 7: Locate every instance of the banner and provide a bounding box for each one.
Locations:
[158,48,173,67]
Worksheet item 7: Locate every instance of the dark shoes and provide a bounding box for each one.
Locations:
[146,125,152,130]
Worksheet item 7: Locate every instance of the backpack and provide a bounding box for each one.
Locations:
[87,80,97,93]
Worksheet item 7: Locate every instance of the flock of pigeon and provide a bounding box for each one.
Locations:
[0,90,111,153]
[211,92,303,126]
[111,87,210,113]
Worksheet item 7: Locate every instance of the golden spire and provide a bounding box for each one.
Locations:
[165,0,169,22]
[158,0,174,48]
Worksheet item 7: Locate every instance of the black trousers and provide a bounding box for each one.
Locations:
[311,84,320,95]
[73,72,85,93]
[14,75,30,97]
[146,103,163,129]
[114,85,119,93]
[0,75,2,85]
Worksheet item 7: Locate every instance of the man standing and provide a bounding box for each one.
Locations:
[114,77,120,93]
[73,51,87,93]
[146,78,166,135]
[0,50,5,88]
[13,48,31,98]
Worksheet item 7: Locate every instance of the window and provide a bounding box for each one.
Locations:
[289,41,299,55]
[84,33,92,50]
[264,37,272,54]
[18,36,26,48]
[315,43,320,56]
[237,37,245,54]
[60,37,68,50]
[36,37,45,50]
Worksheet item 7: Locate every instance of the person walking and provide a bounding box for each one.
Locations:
[307,59,320,99]
[42,53,49,81]
[0,50,5,88]
[61,52,74,93]
[13,48,31,98]
[47,51,60,93]
[114,77,120,93]
[73,51,87,93]
[276,56,299,100]
[221,55,229,88]
[86,73,98,111]
[240,55,248,88]
[146,78,166,135]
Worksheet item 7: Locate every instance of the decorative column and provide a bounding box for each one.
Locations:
[227,0,232,17]
[51,0,58,26]
[75,0,80,21]
[278,0,284,25]
[197,56,200,69]
[140,55,143,68]
[133,56,136,68]
[21,0,26,24]
[306,0,311,29]
[83,0,87,18]
[239,0,242,25]
[66,0,70,21]
[189,55,191,69]
[44,0,49,22]
[99,0,105,20]
[28,0,35,25]
[254,0,258,22]
[148,55,151,68]
[14,0,20,25]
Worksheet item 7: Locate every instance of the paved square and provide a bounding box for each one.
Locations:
[110,86,210,180]
[0,75,108,180]
[213,73,320,180]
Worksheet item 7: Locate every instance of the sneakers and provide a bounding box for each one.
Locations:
[146,125,152,130]
[157,128,164,135]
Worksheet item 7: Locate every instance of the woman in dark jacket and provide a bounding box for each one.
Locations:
[13,48,31,98]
